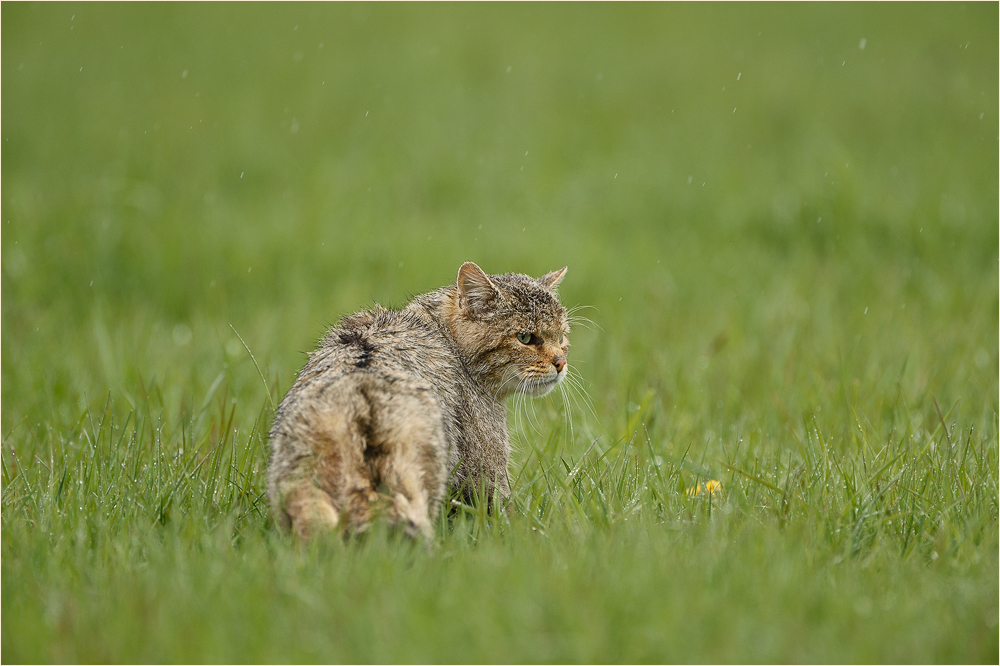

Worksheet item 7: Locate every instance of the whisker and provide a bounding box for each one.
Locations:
[527,383,542,433]
[521,379,535,435]
[567,378,597,421]
[563,368,599,422]
[513,376,529,440]
[567,314,602,332]
[518,374,542,435]
[567,304,602,332]
[560,379,585,432]
[558,381,575,444]
[493,366,522,401]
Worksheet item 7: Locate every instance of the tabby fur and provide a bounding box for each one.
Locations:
[267,262,569,539]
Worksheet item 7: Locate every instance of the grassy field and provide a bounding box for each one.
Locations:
[3,3,998,663]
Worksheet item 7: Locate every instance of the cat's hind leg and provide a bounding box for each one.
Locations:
[269,383,378,539]
[361,381,448,540]
[279,480,340,540]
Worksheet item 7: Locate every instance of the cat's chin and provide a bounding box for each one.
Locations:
[523,373,563,397]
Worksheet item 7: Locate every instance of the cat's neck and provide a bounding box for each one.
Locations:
[408,288,507,399]
[408,286,462,344]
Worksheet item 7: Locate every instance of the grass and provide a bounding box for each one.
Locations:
[3,3,998,663]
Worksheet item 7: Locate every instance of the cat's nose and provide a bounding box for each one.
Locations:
[553,356,566,373]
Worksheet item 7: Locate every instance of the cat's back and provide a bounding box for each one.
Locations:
[267,301,458,538]
[283,302,457,403]
[269,302,453,471]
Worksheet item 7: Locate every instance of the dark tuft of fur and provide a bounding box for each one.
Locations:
[336,329,377,368]
[337,330,362,345]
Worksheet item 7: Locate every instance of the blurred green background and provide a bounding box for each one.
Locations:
[2,3,997,662]
[3,3,996,420]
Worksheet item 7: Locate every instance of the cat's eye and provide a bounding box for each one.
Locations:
[516,332,533,345]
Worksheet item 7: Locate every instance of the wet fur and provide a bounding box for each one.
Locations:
[268,262,569,539]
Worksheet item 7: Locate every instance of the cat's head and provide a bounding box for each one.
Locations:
[444,261,570,399]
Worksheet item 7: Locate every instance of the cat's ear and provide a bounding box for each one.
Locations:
[457,262,498,310]
[538,266,568,291]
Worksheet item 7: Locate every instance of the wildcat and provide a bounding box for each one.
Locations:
[267,262,570,539]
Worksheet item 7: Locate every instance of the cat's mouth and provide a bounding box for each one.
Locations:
[522,371,564,397]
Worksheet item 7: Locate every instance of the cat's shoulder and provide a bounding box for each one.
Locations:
[316,300,443,352]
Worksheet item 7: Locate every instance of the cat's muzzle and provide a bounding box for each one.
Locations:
[523,370,565,397]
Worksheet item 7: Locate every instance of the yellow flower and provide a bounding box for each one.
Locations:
[686,479,723,497]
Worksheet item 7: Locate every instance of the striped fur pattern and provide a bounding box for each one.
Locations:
[267,262,569,539]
